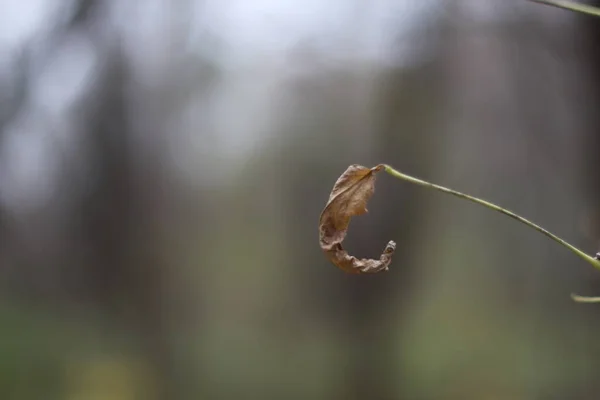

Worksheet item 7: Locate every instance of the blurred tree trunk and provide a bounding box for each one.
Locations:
[584,3,600,252]
[338,62,443,400]
[581,2,600,397]
[56,2,175,398]
[280,31,443,398]
[76,44,176,399]
[0,47,30,291]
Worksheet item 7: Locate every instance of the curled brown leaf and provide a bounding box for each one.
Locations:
[319,164,396,274]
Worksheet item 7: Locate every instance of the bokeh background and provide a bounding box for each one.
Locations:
[2,0,600,399]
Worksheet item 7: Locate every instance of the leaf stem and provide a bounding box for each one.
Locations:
[530,0,600,17]
[382,164,600,275]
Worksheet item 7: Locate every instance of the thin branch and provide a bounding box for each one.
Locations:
[382,164,600,302]
[530,0,600,17]
[571,294,600,302]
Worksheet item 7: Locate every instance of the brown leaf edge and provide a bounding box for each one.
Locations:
[318,164,396,274]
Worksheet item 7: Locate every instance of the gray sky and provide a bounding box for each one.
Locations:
[0,0,445,210]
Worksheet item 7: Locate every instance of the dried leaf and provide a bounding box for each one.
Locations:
[319,164,396,274]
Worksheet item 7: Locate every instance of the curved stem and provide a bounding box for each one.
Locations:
[382,164,600,300]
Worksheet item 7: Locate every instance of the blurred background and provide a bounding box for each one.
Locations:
[1,0,600,399]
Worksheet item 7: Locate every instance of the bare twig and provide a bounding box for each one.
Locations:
[383,164,600,302]
[530,0,600,17]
